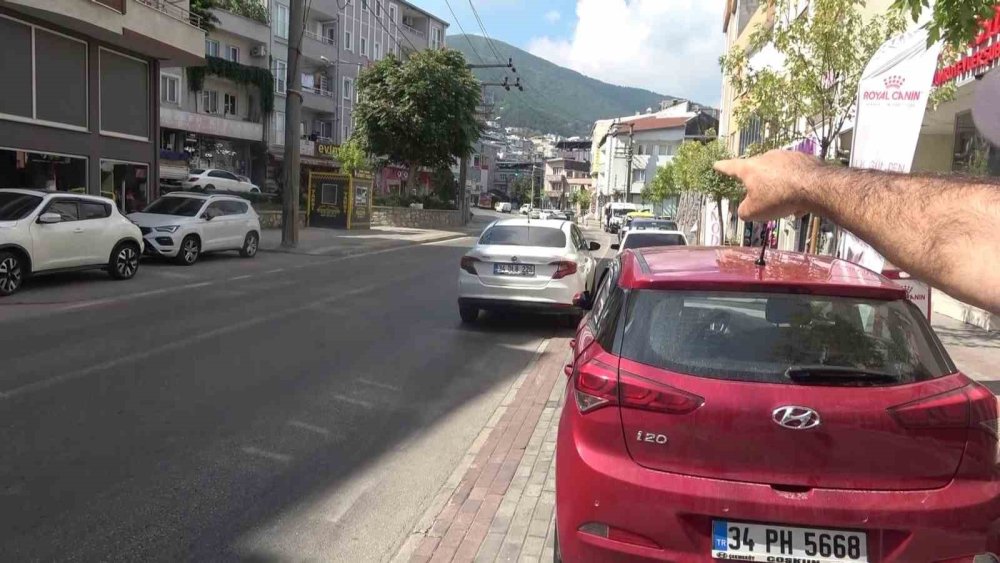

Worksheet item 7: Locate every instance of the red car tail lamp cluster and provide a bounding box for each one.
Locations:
[888,384,998,432]
[577,522,660,549]
[550,260,578,280]
[573,358,704,415]
[460,256,480,275]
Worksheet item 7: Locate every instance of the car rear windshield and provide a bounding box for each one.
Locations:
[620,291,954,385]
[479,225,566,248]
[623,233,686,250]
[634,220,678,231]
[190,169,205,175]
[0,192,43,221]
[143,197,204,217]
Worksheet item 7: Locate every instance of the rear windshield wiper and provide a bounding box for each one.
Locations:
[784,365,901,385]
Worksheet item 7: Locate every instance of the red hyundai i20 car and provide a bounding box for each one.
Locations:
[555,247,999,562]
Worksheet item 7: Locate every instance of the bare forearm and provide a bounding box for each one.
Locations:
[807,167,1000,313]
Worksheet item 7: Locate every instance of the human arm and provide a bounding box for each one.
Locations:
[715,150,1000,314]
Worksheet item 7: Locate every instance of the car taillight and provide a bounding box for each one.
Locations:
[188,177,198,182]
[550,260,577,279]
[573,359,704,415]
[460,256,480,275]
[889,383,998,433]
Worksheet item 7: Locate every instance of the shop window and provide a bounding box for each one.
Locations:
[224,93,238,116]
[0,148,87,192]
[161,74,180,105]
[100,161,149,213]
[321,183,340,205]
[99,48,149,140]
[203,90,220,114]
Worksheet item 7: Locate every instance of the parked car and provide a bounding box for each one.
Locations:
[555,246,999,562]
[617,211,657,242]
[237,175,262,193]
[181,169,260,194]
[129,192,261,265]
[611,230,688,254]
[550,211,569,221]
[494,201,512,213]
[457,218,601,323]
[519,204,532,215]
[0,189,143,296]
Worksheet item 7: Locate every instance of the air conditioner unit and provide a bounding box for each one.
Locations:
[250,44,267,58]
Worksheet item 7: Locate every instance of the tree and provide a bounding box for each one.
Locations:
[334,137,368,177]
[577,189,593,215]
[190,0,221,31]
[510,175,532,205]
[893,0,998,47]
[354,49,482,191]
[720,0,905,159]
[642,163,680,205]
[671,139,743,244]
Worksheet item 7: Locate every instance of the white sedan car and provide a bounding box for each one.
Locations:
[129,192,261,265]
[181,169,260,193]
[0,189,143,296]
[611,229,688,255]
[458,218,600,323]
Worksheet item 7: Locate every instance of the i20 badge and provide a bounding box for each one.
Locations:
[635,431,668,445]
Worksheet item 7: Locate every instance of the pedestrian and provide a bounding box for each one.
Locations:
[714,150,1000,315]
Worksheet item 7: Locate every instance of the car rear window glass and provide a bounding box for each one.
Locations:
[623,233,686,250]
[190,169,205,175]
[144,196,204,216]
[621,291,953,385]
[0,192,42,220]
[80,201,111,220]
[633,220,678,231]
[479,226,566,248]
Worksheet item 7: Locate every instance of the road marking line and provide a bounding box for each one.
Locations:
[229,274,254,281]
[241,446,292,463]
[287,420,331,436]
[357,378,400,392]
[332,394,373,409]
[264,268,286,274]
[0,284,382,400]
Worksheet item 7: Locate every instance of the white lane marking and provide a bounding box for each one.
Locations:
[331,394,373,409]
[263,268,286,274]
[356,378,400,392]
[241,446,292,463]
[287,420,331,436]
[0,284,381,400]
[229,274,254,281]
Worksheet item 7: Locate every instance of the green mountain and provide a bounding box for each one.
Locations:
[449,34,675,137]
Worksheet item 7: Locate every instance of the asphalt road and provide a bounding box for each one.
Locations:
[0,212,604,561]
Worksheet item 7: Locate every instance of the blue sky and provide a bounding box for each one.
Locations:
[416,0,725,106]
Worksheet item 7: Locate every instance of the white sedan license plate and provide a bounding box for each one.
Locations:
[712,520,867,562]
[494,263,535,277]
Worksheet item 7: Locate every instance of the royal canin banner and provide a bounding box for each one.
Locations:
[839,29,941,318]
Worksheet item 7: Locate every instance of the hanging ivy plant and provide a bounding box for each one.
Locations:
[187,56,274,116]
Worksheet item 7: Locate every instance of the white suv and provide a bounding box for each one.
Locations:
[182,169,260,193]
[129,192,262,265]
[0,189,143,296]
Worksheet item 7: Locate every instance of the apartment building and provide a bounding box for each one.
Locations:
[0,0,203,213]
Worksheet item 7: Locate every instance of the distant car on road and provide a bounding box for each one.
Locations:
[494,201,512,213]
[129,192,261,265]
[519,204,532,215]
[556,246,999,562]
[0,189,143,296]
[182,169,260,194]
[617,211,659,242]
[611,230,687,254]
[457,218,601,323]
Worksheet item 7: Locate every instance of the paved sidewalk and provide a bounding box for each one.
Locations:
[260,226,469,257]
[933,314,1000,391]
[394,337,569,563]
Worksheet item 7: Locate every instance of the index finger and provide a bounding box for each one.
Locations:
[714,158,745,179]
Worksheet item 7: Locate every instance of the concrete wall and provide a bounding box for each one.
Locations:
[371,206,464,229]
[933,289,999,332]
[257,210,307,229]
[913,133,955,173]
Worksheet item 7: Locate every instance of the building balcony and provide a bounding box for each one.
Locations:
[302,30,337,63]
[302,87,337,114]
[545,174,565,182]
[161,106,264,142]
[212,7,269,44]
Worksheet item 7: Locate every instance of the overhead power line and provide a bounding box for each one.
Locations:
[444,0,484,64]
[467,0,503,64]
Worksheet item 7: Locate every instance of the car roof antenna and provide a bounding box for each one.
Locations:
[755,224,771,267]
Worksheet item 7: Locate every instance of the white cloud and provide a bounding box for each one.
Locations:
[527,0,725,106]
[544,9,561,23]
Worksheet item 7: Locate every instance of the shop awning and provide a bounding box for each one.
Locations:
[271,151,340,169]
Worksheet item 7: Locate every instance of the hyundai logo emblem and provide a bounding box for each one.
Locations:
[772,406,821,430]
[511,256,519,263]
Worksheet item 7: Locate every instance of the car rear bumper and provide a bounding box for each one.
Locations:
[458,270,583,312]
[459,297,580,315]
[555,384,1000,562]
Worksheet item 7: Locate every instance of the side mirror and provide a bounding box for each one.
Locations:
[572,291,593,311]
[588,241,601,251]
[610,243,620,251]
[38,212,62,224]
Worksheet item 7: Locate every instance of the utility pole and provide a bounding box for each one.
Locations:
[281,0,305,247]
[625,123,635,204]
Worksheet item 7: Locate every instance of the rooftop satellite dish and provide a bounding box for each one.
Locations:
[972,67,1000,147]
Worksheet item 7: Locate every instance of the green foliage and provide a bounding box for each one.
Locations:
[670,137,743,241]
[509,175,533,203]
[720,0,905,158]
[190,0,221,31]
[892,0,998,48]
[218,0,269,24]
[187,56,275,115]
[576,189,592,211]
[643,163,680,204]
[335,138,369,176]
[354,49,482,181]
[431,167,458,202]
[451,35,671,136]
